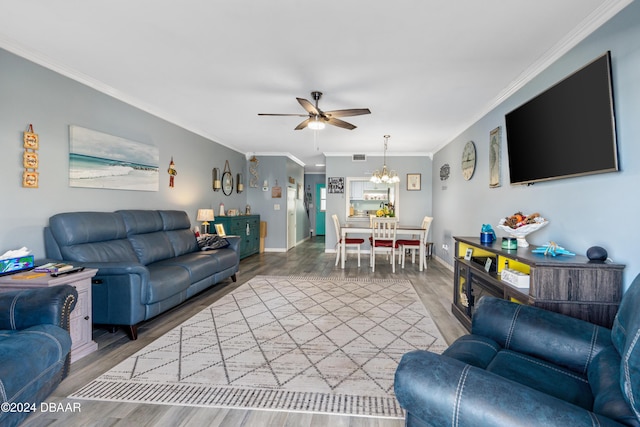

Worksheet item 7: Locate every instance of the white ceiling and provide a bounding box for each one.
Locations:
[0,1,630,173]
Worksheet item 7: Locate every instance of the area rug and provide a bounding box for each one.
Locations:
[71,275,447,418]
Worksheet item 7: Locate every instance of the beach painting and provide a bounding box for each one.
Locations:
[69,126,159,191]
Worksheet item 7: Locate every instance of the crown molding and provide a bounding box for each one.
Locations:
[434,0,633,154]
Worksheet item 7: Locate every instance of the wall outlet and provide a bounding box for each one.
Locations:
[442,243,449,252]
[274,204,280,210]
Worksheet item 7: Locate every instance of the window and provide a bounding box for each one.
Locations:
[320,187,327,211]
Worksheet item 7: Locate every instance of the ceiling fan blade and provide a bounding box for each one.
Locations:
[326,117,357,130]
[294,118,311,130]
[258,113,309,117]
[324,108,371,118]
[297,98,320,116]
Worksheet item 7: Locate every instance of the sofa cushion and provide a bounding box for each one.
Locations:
[166,229,199,256]
[158,210,192,231]
[118,210,164,235]
[48,212,138,262]
[589,346,639,425]
[49,211,128,245]
[486,349,593,410]
[61,240,138,263]
[442,334,501,369]
[128,231,175,265]
[144,264,191,304]
[0,324,71,403]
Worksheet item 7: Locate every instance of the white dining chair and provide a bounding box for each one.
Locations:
[332,214,365,267]
[397,216,433,269]
[370,217,399,273]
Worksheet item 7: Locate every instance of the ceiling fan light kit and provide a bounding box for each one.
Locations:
[371,135,400,184]
[259,91,370,131]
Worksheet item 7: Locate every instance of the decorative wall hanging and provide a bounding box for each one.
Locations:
[236,173,244,193]
[212,168,221,191]
[407,173,421,191]
[440,163,450,181]
[272,180,282,198]
[489,126,502,188]
[22,124,39,188]
[222,160,234,196]
[23,124,39,150]
[22,171,38,188]
[327,177,344,193]
[69,125,159,191]
[249,155,259,188]
[167,157,177,188]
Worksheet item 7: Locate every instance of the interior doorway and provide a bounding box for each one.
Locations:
[287,187,297,250]
[315,183,326,235]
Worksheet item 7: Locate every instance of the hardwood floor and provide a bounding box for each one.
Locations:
[24,236,465,427]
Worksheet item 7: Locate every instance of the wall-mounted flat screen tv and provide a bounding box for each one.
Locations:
[505,51,618,185]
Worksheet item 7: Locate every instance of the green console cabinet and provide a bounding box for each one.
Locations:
[213,215,260,259]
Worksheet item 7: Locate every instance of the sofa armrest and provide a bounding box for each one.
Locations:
[395,350,623,427]
[472,297,613,374]
[225,236,241,254]
[0,285,77,331]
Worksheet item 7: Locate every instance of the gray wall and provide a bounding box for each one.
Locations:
[0,48,248,257]
[432,1,640,290]
[244,155,307,250]
[324,154,433,251]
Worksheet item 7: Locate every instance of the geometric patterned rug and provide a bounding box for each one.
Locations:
[70,276,447,418]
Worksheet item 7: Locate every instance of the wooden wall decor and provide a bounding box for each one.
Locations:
[22,124,39,188]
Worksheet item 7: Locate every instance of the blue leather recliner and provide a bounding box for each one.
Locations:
[395,272,640,427]
[0,285,77,427]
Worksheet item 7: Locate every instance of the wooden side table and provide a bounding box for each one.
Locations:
[0,268,99,363]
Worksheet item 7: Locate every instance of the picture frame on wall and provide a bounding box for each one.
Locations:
[327,177,344,194]
[407,173,421,191]
[489,126,502,188]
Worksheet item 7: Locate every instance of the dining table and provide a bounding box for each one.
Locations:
[340,222,428,271]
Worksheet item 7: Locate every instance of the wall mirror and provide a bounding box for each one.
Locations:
[222,171,233,195]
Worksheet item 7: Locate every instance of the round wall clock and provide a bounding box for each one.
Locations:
[461,141,476,180]
[222,171,234,195]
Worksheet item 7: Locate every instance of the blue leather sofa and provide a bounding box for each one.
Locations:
[395,272,640,427]
[0,285,77,427]
[44,210,240,340]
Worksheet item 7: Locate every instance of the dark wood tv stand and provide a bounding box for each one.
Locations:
[452,236,624,331]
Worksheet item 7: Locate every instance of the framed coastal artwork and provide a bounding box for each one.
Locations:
[69,125,159,191]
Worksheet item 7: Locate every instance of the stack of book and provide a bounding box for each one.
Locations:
[34,262,75,274]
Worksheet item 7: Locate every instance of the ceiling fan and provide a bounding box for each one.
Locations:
[258,91,371,130]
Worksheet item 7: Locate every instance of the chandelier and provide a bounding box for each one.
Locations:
[370,135,400,184]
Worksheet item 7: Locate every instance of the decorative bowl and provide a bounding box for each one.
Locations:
[497,219,548,248]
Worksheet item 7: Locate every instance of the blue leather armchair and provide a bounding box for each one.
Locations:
[0,285,77,427]
[395,273,640,427]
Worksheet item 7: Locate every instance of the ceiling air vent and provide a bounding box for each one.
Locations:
[352,154,367,162]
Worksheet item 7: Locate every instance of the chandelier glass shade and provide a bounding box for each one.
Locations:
[370,135,400,184]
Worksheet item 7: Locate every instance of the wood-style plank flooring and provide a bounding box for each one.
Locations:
[23,236,465,427]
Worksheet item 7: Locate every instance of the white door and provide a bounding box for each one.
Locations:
[287,187,297,250]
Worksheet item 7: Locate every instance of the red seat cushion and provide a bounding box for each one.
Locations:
[342,238,365,244]
[373,240,398,248]
[397,239,420,246]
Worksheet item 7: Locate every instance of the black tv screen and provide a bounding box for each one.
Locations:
[505,51,618,185]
